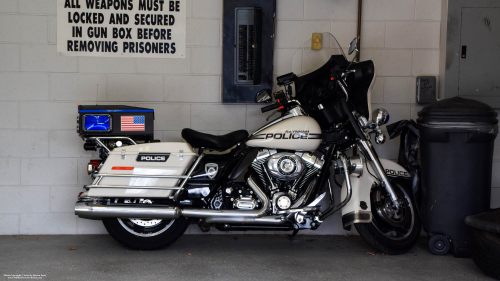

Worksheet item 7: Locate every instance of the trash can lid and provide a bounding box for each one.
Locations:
[417,97,498,124]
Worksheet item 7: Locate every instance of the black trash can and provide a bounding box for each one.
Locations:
[417,97,498,257]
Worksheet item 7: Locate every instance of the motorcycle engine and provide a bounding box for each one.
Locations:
[250,149,324,213]
[266,153,305,181]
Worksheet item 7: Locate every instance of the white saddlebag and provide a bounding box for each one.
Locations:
[87,142,198,198]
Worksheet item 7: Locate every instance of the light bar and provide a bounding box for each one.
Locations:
[83,114,111,132]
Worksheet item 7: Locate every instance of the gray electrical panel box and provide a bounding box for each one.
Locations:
[222,0,275,103]
[235,8,260,84]
[416,76,437,104]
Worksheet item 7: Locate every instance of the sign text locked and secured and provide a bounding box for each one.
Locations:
[57,0,186,58]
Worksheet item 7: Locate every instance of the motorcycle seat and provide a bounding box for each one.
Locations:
[181,128,249,151]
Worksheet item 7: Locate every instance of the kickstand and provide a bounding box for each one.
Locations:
[288,230,299,240]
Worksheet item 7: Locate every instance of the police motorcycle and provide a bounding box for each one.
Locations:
[75,33,421,253]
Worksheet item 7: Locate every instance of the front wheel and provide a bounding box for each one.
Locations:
[355,179,421,255]
[102,217,190,250]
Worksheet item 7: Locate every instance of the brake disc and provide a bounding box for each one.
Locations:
[374,190,411,228]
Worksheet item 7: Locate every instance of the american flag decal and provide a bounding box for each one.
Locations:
[121,116,145,131]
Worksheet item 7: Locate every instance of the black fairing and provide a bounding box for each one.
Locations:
[293,56,375,128]
[345,60,375,120]
[294,55,347,129]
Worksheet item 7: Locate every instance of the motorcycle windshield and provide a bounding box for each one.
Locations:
[291,33,346,77]
[289,32,374,122]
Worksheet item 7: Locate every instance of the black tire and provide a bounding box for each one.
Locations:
[471,228,500,279]
[102,217,189,250]
[355,179,421,255]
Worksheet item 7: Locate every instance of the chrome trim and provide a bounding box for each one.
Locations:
[251,110,303,136]
[172,153,205,201]
[204,216,286,225]
[320,153,353,220]
[84,185,181,190]
[95,173,188,179]
[95,176,103,185]
[290,177,317,208]
[75,202,181,220]
[118,218,175,237]
[86,136,137,153]
[288,106,306,116]
[181,176,269,218]
[350,155,363,177]
[234,196,258,210]
[295,152,324,170]
[266,153,305,181]
[76,196,94,202]
[307,192,326,207]
[337,80,349,101]
[92,136,137,145]
[276,206,320,215]
[272,192,288,214]
[372,108,389,126]
[358,140,400,207]
[76,176,271,220]
[342,210,373,227]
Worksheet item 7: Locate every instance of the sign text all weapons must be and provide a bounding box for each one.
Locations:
[57,0,186,58]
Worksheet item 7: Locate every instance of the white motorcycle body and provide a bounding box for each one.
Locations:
[246,115,323,152]
[87,142,197,198]
[340,158,410,228]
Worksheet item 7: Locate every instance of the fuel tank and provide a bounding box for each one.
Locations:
[246,116,322,151]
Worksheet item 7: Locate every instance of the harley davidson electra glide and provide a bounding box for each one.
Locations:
[75,33,421,253]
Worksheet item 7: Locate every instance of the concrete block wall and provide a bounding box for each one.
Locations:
[0,0,498,235]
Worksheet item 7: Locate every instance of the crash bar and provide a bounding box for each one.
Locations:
[94,173,188,179]
[84,185,181,190]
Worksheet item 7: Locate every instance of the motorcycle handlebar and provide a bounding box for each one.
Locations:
[261,103,281,113]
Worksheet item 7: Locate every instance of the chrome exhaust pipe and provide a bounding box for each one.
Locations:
[75,177,270,220]
[204,216,286,225]
[75,202,181,220]
[180,176,269,218]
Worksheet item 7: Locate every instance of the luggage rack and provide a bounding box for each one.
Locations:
[86,136,138,153]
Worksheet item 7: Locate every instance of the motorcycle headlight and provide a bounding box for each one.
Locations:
[372,108,389,126]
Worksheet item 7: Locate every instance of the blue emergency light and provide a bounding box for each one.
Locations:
[83,114,111,131]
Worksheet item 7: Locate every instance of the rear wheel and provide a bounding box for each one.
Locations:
[102,217,189,250]
[355,179,421,255]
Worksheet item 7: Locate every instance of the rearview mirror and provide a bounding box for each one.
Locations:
[255,89,272,103]
[348,37,358,55]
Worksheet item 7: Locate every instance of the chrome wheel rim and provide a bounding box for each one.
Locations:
[371,184,415,241]
[130,219,162,227]
[118,218,175,237]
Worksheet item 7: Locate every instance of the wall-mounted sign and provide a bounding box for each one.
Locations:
[57,0,186,58]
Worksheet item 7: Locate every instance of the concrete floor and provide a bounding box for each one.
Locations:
[0,235,494,281]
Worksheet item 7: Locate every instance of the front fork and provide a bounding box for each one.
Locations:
[358,139,401,209]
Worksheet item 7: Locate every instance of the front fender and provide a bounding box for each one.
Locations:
[340,158,410,229]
